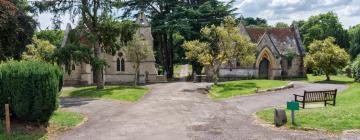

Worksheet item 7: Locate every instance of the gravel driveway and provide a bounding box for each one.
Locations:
[57,82,360,140]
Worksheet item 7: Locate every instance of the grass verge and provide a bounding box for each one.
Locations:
[0,110,85,140]
[61,86,149,102]
[307,74,354,84]
[209,80,289,99]
[291,74,354,84]
[256,83,360,132]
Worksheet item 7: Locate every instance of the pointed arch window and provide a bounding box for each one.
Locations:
[121,58,125,71]
[116,58,125,72]
[117,58,121,71]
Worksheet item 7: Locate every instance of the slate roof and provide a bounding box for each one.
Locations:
[244,27,304,56]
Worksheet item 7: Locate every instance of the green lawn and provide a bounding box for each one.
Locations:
[209,80,290,99]
[0,111,84,140]
[306,74,354,84]
[291,74,354,84]
[61,86,149,102]
[256,83,360,132]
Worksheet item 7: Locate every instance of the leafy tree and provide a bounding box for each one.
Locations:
[36,30,64,48]
[34,0,137,89]
[0,0,36,61]
[183,17,256,84]
[275,22,289,28]
[123,0,185,78]
[349,24,360,59]
[124,34,150,86]
[292,20,305,27]
[237,16,268,27]
[182,0,236,76]
[123,0,236,78]
[300,12,349,50]
[304,37,350,81]
[22,37,56,62]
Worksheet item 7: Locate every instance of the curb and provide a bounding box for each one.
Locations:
[256,82,294,93]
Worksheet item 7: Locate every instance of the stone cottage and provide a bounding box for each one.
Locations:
[63,12,159,85]
[218,23,306,80]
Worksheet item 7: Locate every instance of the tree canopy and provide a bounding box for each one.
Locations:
[349,24,360,59]
[36,30,64,48]
[237,16,268,27]
[275,22,289,28]
[22,37,56,62]
[122,0,236,78]
[34,0,137,89]
[300,12,349,50]
[304,37,350,81]
[0,0,36,61]
[183,17,256,84]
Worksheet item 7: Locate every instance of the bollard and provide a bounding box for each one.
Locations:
[5,104,11,135]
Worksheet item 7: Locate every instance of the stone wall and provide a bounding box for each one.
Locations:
[219,68,257,79]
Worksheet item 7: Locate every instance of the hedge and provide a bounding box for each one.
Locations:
[0,60,63,122]
[353,56,360,82]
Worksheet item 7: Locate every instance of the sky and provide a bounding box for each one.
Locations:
[37,0,360,30]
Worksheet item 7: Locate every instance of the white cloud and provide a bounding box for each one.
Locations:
[233,0,359,28]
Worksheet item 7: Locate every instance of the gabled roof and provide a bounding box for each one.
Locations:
[243,26,304,56]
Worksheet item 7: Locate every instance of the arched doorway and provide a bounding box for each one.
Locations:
[259,58,270,79]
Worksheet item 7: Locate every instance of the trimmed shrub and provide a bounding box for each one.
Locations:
[0,60,63,122]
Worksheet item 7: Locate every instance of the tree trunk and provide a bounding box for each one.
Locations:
[168,33,174,79]
[134,66,139,86]
[94,42,104,89]
[161,33,169,78]
[192,61,203,76]
[161,32,174,79]
[134,68,138,87]
[212,65,219,85]
[325,73,330,81]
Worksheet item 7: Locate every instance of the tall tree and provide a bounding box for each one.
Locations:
[123,0,183,78]
[304,37,350,81]
[34,0,137,89]
[300,12,349,50]
[0,0,36,61]
[181,0,236,76]
[123,0,235,78]
[183,17,256,84]
[349,24,360,59]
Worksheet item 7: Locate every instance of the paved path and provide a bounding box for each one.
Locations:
[57,82,360,140]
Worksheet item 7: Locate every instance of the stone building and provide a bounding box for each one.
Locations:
[63,13,159,85]
[218,23,306,80]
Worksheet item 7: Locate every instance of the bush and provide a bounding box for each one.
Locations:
[0,60,63,122]
[352,56,360,82]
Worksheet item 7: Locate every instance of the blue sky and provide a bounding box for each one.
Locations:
[36,0,360,30]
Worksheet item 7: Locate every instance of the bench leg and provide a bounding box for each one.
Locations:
[302,101,305,109]
[324,101,327,107]
[333,100,336,106]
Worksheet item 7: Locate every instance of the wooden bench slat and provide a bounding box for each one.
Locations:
[294,89,337,109]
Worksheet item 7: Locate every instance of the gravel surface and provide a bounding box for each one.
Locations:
[57,81,360,140]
